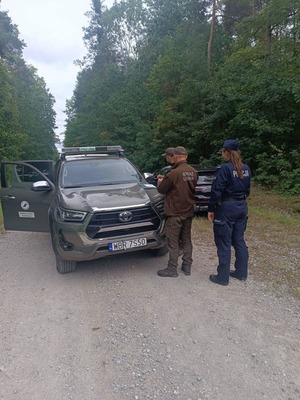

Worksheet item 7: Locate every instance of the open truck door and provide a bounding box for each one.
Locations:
[0,161,55,232]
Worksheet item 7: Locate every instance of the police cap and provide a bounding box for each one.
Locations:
[223,139,240,151]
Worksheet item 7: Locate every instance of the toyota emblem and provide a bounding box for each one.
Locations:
[119,211,133,222]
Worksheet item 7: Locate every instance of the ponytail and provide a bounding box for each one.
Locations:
[228,150,244,178]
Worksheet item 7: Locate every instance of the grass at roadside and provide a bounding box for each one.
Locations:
[193,185,300,300]
[247,186,299,299]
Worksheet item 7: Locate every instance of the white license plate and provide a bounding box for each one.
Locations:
[108,238,147,252]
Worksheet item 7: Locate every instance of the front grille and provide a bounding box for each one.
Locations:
[86,206,161,239]
[154,199,164,214]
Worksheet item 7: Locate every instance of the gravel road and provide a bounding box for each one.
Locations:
[0,230,299,400]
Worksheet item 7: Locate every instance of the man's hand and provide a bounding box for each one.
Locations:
[208,211,214,222]
[156,175,164,186]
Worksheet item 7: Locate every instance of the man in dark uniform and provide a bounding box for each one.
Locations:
[208,139,251,286]
[157,146,198,277]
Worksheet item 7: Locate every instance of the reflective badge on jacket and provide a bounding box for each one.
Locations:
[182,172,195,181]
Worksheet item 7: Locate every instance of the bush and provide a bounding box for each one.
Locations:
[254,148,300,195]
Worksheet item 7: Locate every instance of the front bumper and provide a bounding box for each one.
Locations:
[194,200,209,212]
[51,212,167,262]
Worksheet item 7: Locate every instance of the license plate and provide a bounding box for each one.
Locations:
[108,238,147,252]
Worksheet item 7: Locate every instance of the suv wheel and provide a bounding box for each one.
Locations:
[56,257,77,274]
[150,244,169,257]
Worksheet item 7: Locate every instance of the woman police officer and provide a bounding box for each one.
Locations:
[207,139,251,286]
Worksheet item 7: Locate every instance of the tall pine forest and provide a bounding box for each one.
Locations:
[0,7,57,161]
[1,1,300,194]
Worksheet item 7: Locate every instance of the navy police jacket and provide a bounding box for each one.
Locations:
[208,162,251,212]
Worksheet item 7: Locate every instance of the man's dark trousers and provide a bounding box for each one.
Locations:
[165,215,193,270]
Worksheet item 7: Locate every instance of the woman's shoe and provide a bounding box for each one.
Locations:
[209,274,228,286]
[230,271,247,281]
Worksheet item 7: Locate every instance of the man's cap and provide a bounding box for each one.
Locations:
[174,146,188,155]
[223,139,240,151]
[162,147,176,156]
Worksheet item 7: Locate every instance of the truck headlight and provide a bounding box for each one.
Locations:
[153,199,165,214]
[57,207,87,222]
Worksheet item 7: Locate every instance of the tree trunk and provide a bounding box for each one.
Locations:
[207,0,217,73]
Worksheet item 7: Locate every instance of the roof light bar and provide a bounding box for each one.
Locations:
[60,145,125,159]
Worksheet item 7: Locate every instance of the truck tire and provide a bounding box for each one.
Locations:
[56,257,77,274]
[150,244,168,257]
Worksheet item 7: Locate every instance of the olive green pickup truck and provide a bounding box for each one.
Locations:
[0,146,168,273]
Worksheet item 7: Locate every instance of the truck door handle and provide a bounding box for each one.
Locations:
[2,195,16,200]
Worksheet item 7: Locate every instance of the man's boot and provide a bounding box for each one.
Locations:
[157,266,178,277]
[181,265,191,276]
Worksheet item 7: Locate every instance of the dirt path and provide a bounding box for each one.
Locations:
[0,230,299,400]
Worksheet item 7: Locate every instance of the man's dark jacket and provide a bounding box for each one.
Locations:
[157,161,198,217]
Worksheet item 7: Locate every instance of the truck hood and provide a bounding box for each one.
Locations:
[57,182,162,212]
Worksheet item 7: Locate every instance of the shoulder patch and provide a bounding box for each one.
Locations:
[182,172,195,181]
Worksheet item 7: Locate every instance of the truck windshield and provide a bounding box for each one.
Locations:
[61,158,141,188]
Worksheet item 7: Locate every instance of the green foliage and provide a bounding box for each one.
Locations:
[12,61,57,160]
[0,9,57,162]
[0,10,24,60]
[0,61,26,160]
[255,148,300,194]
[63,0,300,194]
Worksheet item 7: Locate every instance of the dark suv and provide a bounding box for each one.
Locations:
[144,165,217,213]
[0,146,168,273]
[193,166,217,213]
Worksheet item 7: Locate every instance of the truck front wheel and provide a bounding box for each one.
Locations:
[56,257,77,274]
[150,244,168,257]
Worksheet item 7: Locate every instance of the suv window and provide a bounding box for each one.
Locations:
[61,158,141,188]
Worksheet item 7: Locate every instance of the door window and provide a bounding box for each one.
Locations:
[6,164,46,189]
